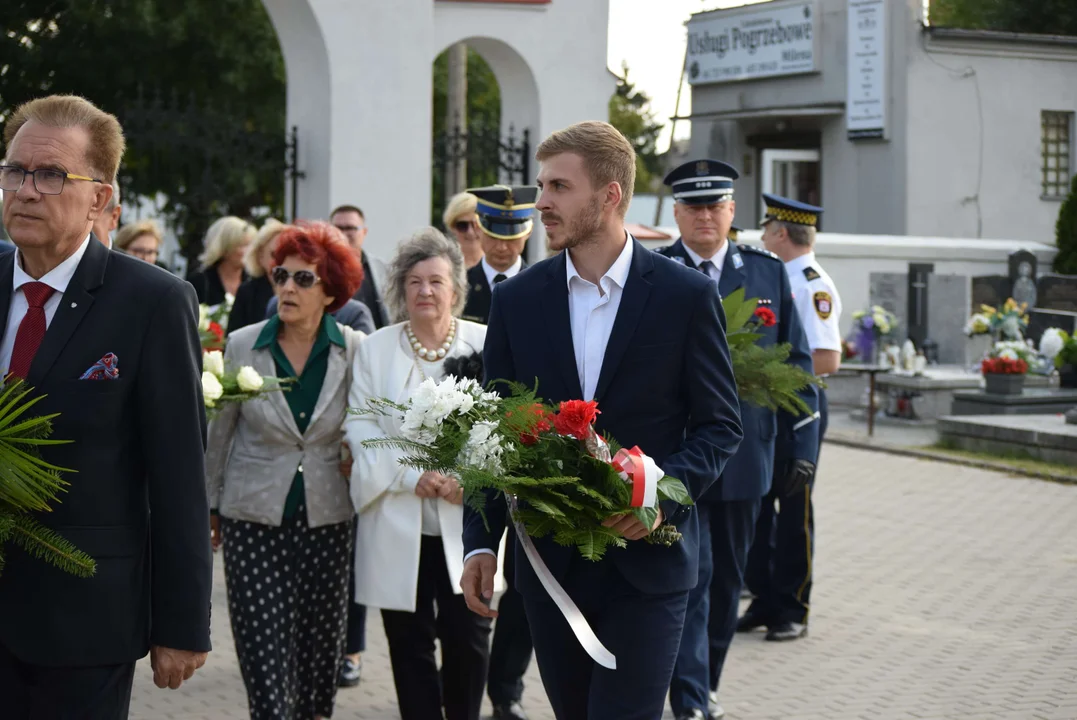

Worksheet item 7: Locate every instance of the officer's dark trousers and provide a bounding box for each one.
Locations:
[487,524,534,707]
[669,497,761,713]
[745,390,828,625]
[345,517,368,655]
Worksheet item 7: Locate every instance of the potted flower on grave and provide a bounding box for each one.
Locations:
[850,305,897,365]
[964,298,1030,368]
[1044,329,1077,389]
[981,340,1034,395]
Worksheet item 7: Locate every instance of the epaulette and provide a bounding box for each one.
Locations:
[803,266,821,281]
[738,243,781,262]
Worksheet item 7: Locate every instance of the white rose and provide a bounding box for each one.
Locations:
[198,305,210,332]
[236,366,264,392]
[202,371,223,405]
[999,348,1018,361]
[203,350,225,377]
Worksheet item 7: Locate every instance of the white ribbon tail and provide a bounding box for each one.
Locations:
[640,454,661,508]
[793,411,821,431]
[509,497,617,670]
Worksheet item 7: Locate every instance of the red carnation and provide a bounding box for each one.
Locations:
[511,403,553,445]
[981,357,1028,375]
[209,321,224,343]
[753,306,777,327]
[553,400,600,439]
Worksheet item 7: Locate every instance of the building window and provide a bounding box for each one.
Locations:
[1042,110,1073,199]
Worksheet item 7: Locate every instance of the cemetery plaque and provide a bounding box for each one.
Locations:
[971,275,1009,312]
[869,272,907,339]
[1036,273,1077,314]
[1009,250,1038,308]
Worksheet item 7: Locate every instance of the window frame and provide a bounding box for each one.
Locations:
[1041,109,1074,201]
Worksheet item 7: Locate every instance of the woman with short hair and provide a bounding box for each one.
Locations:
[113,220,162,264]
[187,215,256,307]
[227,218,288,333]
[443,191,484,269]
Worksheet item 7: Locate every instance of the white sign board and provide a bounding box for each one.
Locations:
[686,1,818,85]
[846,0,887,139]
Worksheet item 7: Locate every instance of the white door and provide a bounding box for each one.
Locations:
[761,149,821,205]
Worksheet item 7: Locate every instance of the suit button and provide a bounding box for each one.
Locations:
[298,464,304,473]
[299,411,307,419]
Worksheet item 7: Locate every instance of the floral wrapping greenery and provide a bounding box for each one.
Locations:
[200,349,292,419]
[198,297,233,352]
[0,377,94,578]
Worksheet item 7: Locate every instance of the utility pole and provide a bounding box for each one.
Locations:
[445,43,469,202]
[654,36,690,226]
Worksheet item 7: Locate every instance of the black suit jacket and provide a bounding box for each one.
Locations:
[0,237,212,667]
[461,261,528,325]
[463,239,743,596]
[227,274,275,334]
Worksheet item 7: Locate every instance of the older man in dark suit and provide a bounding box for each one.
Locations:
[0,95,212,718]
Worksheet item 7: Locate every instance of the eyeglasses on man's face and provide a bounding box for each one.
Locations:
[0,165,103,196]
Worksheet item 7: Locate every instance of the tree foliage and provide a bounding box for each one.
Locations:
[0,0,287,259]
[608,62,665,194]
[929,0,1077,35]
[1055,174,1077,274]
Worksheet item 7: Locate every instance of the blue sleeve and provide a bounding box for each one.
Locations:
[776,266,820,463]
[462,283,510,555]
[660,280,743,524]
[265,295,278,319]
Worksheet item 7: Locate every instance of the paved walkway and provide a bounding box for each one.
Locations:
[130,445,1077,719]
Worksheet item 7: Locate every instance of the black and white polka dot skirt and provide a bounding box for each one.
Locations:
[221,506,354,720]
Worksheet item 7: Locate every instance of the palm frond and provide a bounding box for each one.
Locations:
[9,514,96,578]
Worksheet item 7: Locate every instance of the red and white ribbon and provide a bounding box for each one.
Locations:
[611,446,663,508]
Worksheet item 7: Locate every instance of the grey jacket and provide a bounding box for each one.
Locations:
[205,319,364,527]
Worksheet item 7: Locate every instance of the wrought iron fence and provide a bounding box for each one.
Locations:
[431,123,530,225]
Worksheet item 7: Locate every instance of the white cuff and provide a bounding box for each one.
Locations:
[464,548,497,564]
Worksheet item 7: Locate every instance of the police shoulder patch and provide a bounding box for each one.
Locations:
[803,266,822,281]
[739,243,780,261]
[813,291,833,320]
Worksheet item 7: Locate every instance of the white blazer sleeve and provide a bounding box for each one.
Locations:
[345,338,421,513]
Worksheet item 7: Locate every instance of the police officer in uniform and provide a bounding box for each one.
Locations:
[739,193,842,643]
[457,184,536,720]
[461,185,534,327]
[658,163,820,720]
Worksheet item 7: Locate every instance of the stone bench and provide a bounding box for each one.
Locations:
[937,414,1077,465]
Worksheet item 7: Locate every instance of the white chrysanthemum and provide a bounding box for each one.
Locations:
[236,366,264,392]
[1040,328,1065,359]
[460,421,505,474]
[202,371,223,406]
[203,350,225,377]
[999,348,1019,361]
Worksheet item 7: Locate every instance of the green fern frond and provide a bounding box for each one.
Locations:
[10,514,96,578]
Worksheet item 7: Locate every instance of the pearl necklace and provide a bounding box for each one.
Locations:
[405,319,457,361]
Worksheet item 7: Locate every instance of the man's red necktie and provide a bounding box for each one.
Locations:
[9,282,55,379]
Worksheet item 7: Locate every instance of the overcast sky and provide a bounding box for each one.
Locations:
[606,0,769,151]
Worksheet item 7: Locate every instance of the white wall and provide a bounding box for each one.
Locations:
[263,0,614,263]
[906,30,1077,244]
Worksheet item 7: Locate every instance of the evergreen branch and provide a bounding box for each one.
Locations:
[9,514,96,578]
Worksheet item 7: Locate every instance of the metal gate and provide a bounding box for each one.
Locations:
[431,122,530,225]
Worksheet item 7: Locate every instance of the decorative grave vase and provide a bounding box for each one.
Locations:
[965,334,992,368]
[983,372,1025,396]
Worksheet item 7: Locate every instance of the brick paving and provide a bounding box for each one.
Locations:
[130,445,1077,719]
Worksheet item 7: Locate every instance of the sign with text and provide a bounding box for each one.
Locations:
[686,1,818,85]
[846,0,887,140]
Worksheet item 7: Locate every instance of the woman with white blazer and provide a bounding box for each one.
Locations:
[345,228,497,720]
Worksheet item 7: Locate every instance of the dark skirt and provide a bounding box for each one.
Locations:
[221,507,353,720]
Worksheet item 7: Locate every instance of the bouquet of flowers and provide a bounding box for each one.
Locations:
[198,294,234,352]
[965,299,1029,340]
[849,305,897,364]
[201,350,291,418]
[981,340,1033,375]
[0,377,94,578]
[721,289,820,415]
[360,377,692,561]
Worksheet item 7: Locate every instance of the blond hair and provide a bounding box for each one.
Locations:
[3,95,125,183]
[535,121,636,216]
[113,220,162,253]
[442,192,478,230]
[244,218,287,277]
[199,216,256,269]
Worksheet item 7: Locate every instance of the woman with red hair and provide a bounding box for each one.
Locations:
[205,221,365,720]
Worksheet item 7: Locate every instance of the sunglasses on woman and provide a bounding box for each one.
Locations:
[271,267,320,289]
[453,220,474,233]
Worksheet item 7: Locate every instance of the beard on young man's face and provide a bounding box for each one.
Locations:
[544,195,603,251]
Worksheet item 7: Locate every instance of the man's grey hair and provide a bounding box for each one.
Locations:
[105,182,120,211]
[385,227,468,323]
[781,221,815,248]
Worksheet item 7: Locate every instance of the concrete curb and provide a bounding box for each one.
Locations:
[824,436,1077,486]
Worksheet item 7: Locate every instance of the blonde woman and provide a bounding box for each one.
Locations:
[227,219,288,333]
[113,220,162,265]
[443,192,484,269]
[187,215,256,306]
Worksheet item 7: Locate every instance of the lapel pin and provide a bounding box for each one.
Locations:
[71,302,78,308]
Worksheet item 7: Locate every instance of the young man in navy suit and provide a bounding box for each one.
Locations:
[460,121,743,720]
[658,161,819,720]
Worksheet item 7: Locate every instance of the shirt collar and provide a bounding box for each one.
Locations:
[681,238,729,272]
[566,232,635,291]
[253,312,344,351]
[481,256,522,288]
[785,251,816,274]
[13,234,92,295]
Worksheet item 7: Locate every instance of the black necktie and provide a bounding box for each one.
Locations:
[699,260,717,278]
[493,273,507,284]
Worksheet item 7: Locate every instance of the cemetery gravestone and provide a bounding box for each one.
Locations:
[869,272,907,341]
[971,275,1010,312]
[1026,308,1077,346]
[1008,250,1039,309]
[1036,274,1077,314]
[926,274,969,364]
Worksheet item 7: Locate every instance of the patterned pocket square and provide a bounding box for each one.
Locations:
[80,353,120,380]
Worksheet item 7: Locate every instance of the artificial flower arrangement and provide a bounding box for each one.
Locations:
[852,305,897,337]
[965,298,1029,340]
[201,349,291,418]
[981,340,1034,375]
[0,377,94,578]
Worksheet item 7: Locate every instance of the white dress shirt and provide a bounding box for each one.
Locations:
[481,256,523,288]
[565,234,635,401]
[785,251,843,354]
[0,236,92,375]
[682,239,728,284]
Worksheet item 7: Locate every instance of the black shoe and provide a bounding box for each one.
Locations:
[735,609,770,633]
[492,702,528,720]
[675,710,707,720]
[765,621,808,642]
[708,690,726,719]
[337,656,361,688]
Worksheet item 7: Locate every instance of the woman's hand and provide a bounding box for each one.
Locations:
[340,442,353,480]
[415,471,446,499]
[437,476,464,505]
[210,514,222,551]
